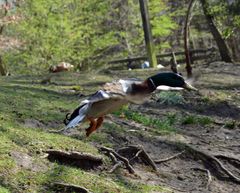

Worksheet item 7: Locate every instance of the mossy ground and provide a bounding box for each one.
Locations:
[0,71,171,193]
[0,63,240,193]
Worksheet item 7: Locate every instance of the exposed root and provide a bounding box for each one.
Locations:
[45,150,103,170]
[52,182,92,193]
[109,162,123,173]
[192,167,212,189]
[183,144,240,184]
[154,151,185,164]
[108,152,123,173]
[118,145,158,171]
[214,154,240,165]
[99,146,135,174]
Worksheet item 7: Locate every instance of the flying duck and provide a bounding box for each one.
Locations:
[64,72,197,136]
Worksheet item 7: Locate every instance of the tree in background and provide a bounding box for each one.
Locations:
[3,0,177,74]
[0,0,17,75]
[207,0,240,61]
[4,0,119,73]
[200,0,232,62]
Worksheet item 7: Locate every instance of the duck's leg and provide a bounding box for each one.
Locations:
[86,118,97,137]
[95,116,104,130]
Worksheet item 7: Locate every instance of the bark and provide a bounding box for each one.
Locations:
[0,56,7,76]
[184,0,196,78]
[139,0,157,68]
[200,0,232,63]
[0,0,9,76]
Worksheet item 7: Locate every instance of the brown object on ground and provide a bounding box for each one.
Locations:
[49,62,74,73]
[45,149,103,170]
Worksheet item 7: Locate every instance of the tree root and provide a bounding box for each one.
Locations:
[99,146,135,174]
[214,154,240,167]
[192,168,212,189]
[154,151,185,164]
[182,144,240,184]
[117,145,158,171]
[45,149,103,170]
[52,182,92,193]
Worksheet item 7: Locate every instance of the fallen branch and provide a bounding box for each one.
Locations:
[192,168,212,189]
[53,182,92,193]
[100,146,135,174]
[154,151,185,164]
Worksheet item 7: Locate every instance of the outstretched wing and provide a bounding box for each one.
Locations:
[103,78,142,95]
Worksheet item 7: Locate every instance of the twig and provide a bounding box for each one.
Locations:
[192,168,212,189]
[154,151,185,164]
[53,182,92,193]
[100,146,135,174]
[48,127,67,134]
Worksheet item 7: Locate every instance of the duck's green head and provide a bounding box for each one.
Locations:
[148,72,197,91]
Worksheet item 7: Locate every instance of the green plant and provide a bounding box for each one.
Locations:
[157,91,185,105]
[224,120,237,129]
[182,115,212,125]
[123,110,175,133]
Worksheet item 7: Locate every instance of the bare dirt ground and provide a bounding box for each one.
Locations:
[95,62,240,193]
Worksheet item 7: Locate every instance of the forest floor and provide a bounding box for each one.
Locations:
[0,61,239,193]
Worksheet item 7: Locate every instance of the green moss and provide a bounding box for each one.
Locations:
[0,186,11,193]
[121,110,176,134]
[182,115,213,125]
[0,73,174,192]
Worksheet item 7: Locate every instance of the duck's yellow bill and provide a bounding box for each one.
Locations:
[183,82,198,91]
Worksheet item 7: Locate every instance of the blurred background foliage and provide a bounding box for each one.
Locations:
[0,0,239,74]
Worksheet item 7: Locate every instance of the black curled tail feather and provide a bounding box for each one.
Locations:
[63,113,71,125]
[63,104,85,126]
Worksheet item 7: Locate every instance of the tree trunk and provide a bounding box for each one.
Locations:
[200,0,232,63]
[184,0,196,78]
[0,56,7,76]
[139,0,157,68]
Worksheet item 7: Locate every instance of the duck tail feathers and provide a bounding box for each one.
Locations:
[64,104,89,129]
[65,114,86,129]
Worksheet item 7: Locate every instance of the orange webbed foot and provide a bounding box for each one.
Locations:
[85,117,104,137]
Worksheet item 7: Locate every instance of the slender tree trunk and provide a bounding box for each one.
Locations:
[0,0,9,76]
[139,0,157,68]
[184,0,196,78]
[0,56,7,76]
[200,0,232,63]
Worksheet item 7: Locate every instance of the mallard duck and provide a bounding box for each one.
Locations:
[64,72,197,136]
